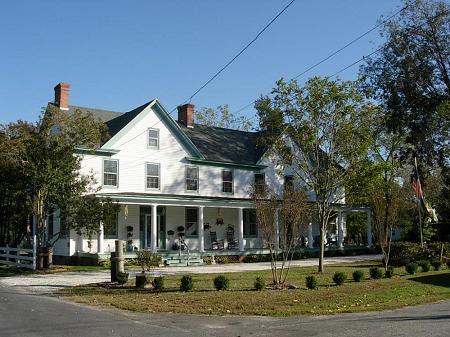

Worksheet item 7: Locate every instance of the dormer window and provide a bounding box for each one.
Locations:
[148,128,159,148]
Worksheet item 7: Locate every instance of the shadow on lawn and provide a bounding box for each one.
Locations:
[409,272,450,287]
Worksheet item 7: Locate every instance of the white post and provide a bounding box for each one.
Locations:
[337,212,344,248]
[32,215,37,270]
[274,208,280,250]
[308,222,313,248]
[238,208,244,251]
[198,206,205,252]
[367,209,373,247]
[151,204,157,252]
[5,244,9,262]
[98,222,104,254]
[77,231,83,253]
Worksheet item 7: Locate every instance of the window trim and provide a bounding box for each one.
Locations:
[102,159,119,188]
[185,165,199,192]
[147,128,160,149]
[222,169,234,194]
[185,207,198,238]
[145,162,161,190]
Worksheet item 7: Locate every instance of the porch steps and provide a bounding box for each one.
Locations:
[163,253,204,267]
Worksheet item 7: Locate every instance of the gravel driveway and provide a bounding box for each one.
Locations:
[0,254,381,294]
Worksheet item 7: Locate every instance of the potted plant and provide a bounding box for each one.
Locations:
[126,226,134,252]
[204,223,210,231]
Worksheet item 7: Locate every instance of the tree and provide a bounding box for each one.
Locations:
[255,77,375,272]
[0,106,117,266]
[361,0,450,169]
[252,185,309,288]
[194,104,253,131]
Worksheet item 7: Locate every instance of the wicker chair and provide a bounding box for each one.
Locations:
[210,231,224,250]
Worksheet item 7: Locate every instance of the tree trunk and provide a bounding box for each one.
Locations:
[319,225,325,273]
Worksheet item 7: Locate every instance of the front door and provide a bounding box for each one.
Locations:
[144,210,166,250]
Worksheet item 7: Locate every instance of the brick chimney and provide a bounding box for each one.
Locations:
[54,82,70,110]
[177,103,195,128]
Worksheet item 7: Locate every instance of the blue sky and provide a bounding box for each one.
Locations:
[0,0,403,124]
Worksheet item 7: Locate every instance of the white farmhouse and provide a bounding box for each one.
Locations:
[47,83,373,265]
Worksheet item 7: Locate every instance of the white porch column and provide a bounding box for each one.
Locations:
[274,208,280,250]
[151,204,157,252]
[198,206,205,252]
[367,209,373,247]
[97,222,104,254]
[337,212,344,248]
[238,207,244,251]
[307,222,313,248]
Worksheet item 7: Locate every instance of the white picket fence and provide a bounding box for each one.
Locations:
[0,243,36,270]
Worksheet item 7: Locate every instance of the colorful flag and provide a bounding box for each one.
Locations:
[411,166,423,199]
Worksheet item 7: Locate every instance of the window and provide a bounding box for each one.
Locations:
[185,208,198,237]
[254,173,265,192]
[222,169,233,193]
[104,213,118,239]
[47,213,54,238]
[146,163,160,189]
[243,209,257,237]
[186,166,199,191]
[148,128,159,148]
[284,175,294,190]
[103,159,118,187]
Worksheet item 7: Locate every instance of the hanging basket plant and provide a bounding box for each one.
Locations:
[215,218,224,226]
[204,223,210,231]
[177,225,185,232]
[167,230,175,236]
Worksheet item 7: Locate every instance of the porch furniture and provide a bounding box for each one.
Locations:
[226,230,238,250]
[210,231,224,250]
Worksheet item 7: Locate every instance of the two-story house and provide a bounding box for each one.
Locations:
[47,83,373,265]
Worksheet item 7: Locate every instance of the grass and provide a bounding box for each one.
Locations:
[0,264,108,277]
[58,262,450,316]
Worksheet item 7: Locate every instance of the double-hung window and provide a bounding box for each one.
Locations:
[186,166,199,191]
[104,213,118,239]
[103,159,118,187]
[243,209,257,237]
[185,208,198,237]
[148,128,159,148]
[284,175,294,191]
[254,173,265,193]
[222,169,233,193]
[146,163,160,189]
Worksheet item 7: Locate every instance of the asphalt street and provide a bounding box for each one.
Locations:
[1,284,450,337]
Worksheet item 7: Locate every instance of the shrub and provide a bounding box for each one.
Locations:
[385,266,395,278]
[254,277,265,291]
[389,242,450,267]
[136,250,161,272]
[405,262,418,275]
[332,272,347,286]
[305,275,318,289]
[116,272,129,285]
[418,260,431,272]
[152,276,164,292]
[431,260,442,271]
[352,270,364,282]
[180,275,193,292]
[214,275,230,291]
[447,260,450,269]
[135,274,149,288]
[369,267,383,279]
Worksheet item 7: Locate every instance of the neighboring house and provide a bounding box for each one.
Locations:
[47,83,373,264]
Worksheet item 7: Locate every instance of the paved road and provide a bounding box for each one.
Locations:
[0,284,449,337]
[0,254,381,294]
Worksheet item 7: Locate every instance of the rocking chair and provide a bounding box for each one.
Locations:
[226,230,238,250]
[210,231,224,250]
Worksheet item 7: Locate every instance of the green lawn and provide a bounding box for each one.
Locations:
[59,262,450,316]
[0,264,108,277]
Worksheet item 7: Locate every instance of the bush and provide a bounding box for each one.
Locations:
[152,276,164,292]
[385,266,395,278]
[180,275,193,292]
[254,277,265,291]
[136,250,161,271]
[389,242,450,267]
[116,272,129,285]
[305,275,318,289]
[369,267,383,279]
[135,274,149,288]
[214,275,230,291]
[332,272,347,286]
[418,260,431,272]
[405,262,418,275]
[431,260,442,271]
[447,260,450,269]
[352,270,364,282]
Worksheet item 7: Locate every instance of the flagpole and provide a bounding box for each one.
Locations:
[415,157,424,248]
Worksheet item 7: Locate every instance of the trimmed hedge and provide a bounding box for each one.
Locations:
[389,242,449,267]
[385,266,395,278]
[117,272,129,285]
[254,277,265,291]
[352,270,364,282]
[135,274,149,288]
[305,275,318,289]
[431,260,442,271]
[180,275,194,292]
[152,276,164,292]
[369,267,383,279]
[418,260,431,272]
[333,272,347,286]
[406,262,418,275]
[214,275,230,291]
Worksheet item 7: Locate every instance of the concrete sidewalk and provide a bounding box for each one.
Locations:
[0,254,381,294]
